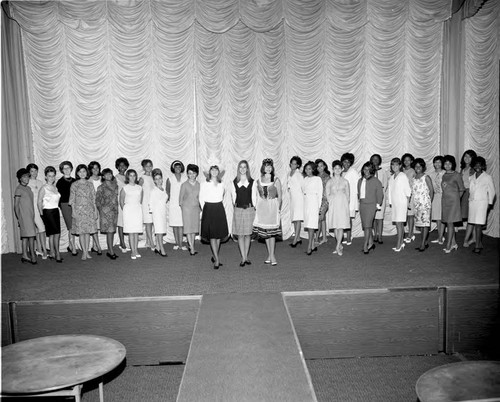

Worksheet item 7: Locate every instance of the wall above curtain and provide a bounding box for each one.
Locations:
[6,0,498,242]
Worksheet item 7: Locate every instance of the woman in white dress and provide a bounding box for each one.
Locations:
[120,169,143,260]
[326,160,350,256]
[429,156,445,244]
[302,161,323,255]
[139,159,155,250]
[88,161,103,255]
[288,156,304,247]
[115,157,129,252]
[370,154,389,244]
[402,153,416,243]
[464,156,496,253]
[341,153,359,245]
[27,163,48,259]
[166,160,187,251]
[388,157,411,252]
[150,168,168,257]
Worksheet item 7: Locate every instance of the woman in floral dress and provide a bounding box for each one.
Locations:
[96,168,119,259]
[429,156,445,244]
[412,159,434,251]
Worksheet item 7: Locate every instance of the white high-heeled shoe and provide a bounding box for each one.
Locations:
[443,244,458,253]
[392,243,406,252]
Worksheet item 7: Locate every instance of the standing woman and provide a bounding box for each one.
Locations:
[167,161,187,251]
[69,164,98,261]
[14,168,37,264]
[38,166,62,262]
[115,157,130,252]
[179,164,201,256]
[288,156,304,247]
[388,158,411,252]
[253,158,282,265]
[88,161,103,255]
[441,155,465,253]
[302,161,323,255]
[358,162,383,254]
[465,156,496,253]
[95,168,119,260]
[56,161,77,256]
[315,159,331,246]
[460,150,477,241]
[139,159,155,250]
[27,163,48,259]
[370,154,388,244]
[149,168,169,257]
[412,159,434,251]
[231,160,255,266]
[429,156,446,244]
[326,160,350,256]
[120,169,143,259]
[341,153,359,245]
[199,165,228,269]
[402,153,416,243]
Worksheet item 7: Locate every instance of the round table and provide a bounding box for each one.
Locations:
[2,334,126,401]
[416,361,500,402]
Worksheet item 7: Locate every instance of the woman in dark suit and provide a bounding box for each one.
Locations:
[358,162,384,254]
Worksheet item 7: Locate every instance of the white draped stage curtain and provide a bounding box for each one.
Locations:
[1,0,498,253]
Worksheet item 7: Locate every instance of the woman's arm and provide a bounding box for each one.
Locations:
[166,178,171,198]
[276,178,282,210]
[425,175,434,202]
[37,187,46,216]
[119,188,125,209]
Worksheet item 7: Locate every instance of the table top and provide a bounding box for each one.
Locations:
[1,334,126,394]
[416,361,500,402]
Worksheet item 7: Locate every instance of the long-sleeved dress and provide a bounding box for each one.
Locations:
[429,170,445,220]
[288,169,304,222]
[69,179,97,235]
[441,171,465,224]
[358,177,384,229]
[468,172,496,225]
[326,177,350,229]
[95,181,119,233]
[388,172,411,223]
[302,176,323,230]
[150,186,168,234]
[179,180,201,234]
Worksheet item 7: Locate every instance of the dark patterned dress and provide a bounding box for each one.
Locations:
[69,179,97,235]
[318,172,330,221]
[96,181,119,233]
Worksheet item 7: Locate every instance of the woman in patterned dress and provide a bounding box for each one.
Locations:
[179,164,201,256]
[120,169,143,259]
[429,156,445,244]
[315,159,331,246]
[287,156,304,247]
[27,163,47,259]
[326,160,350,256]
[88,161,103,255]
[402,153,416,243]
[253,158,282,266]
[139,159,155,250]
[441,155,465,253]
[115,157,129,252]
[167,161,187,251]
[150,168,169,257]
[96,168,119,260]
[412,159,434,252]
[14,168,37,264]
[69,164,97,261]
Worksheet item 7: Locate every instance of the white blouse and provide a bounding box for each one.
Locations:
[199,180,225,209]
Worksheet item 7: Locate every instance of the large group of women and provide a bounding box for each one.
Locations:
[14,150,496,268]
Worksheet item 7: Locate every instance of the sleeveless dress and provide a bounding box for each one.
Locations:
[412,174,432,227]
[326,177,350,229]
[116,174,126,227]
[69,180,97,235]
[288,170,304,222]
[140,174,155,224]
[168,174,186,227]
[122,184,143,233]
[429,170,444,220]
[95,182,119,233]
[253,179,281,239]
[28,178,45,232]
[150,186,168,234]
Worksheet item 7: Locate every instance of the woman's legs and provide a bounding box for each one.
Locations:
[187,233,196,254]
[92,233,102,253]
[374,219,383,243]
[210,238,221,265]
[156,234,166,255]
[293,221,302,244]
[395,222,404,249]
[118,226,127,249]
[144,223,153,249]
[54,234,61,259]
[244,235,251,262]
[345,217,354,244]
[307,229,315,253]
[418,226,429,250]
[237,235,246,263]
[80,234,91,260]
[463,224,475,247]
[129,233,139,256]
[363,228,371,252]
[474,224,483,249]
[178,227,185,249]
[445,223,456,250]
[269,237,276,263]
[21,238,29,259]
[36,231,48,258]
[406,215,415,241]
[173,227,184,249]
[334,228,343,253]
[106,232,115,255]
[319,220,328,244]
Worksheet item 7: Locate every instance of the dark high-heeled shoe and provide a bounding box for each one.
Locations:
[239,261,245,267]
[306,250,313,256]
[245,260,251,265]
[377,239,384,244]
[472,248,481,254]
[67,246,78,256]
[190,251,198,256]
[106,252,117,260]
[368,244,375,252]
[56,258,63,263]
[213,263,220,270]
[21,257,30,264]
[290,240,302,248]
[160,252,168,257]
[91,248,102,256]
[31,259,38,265]
[312,247,318,252]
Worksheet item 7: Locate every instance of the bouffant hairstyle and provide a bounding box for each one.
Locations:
[88,161,101,175]
[115,157,129,170]
[472,156,487,171]
[443,155,457,171]
[460,149,477,170]
[101,168,114,181]
[44,166,56,176]
[413,158,427,172]
[16,168,30,182]
[125,169,139,184]
[290,156,302,168]
[152,168,163,179]
[170,160,185,174]
[302,161,318,177]
[186,164,199,176]
[370,154,382,166]
[340,153,355,165]
[432,155,444,165]
[331,160,343,171]
[141,159,153,168]
[361,161,376,177]
[401,153,415,168]
[315,159,330,176]
[26,163,39,172]
[59,161,73,173]
[75,164,89,179]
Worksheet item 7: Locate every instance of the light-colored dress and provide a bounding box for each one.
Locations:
[122,184,143,233]
[326,177,350,229]
[28,178,45,232]
[116,174,126,227]
[342,168,359,217]
[412,174,432,227]
[253,179,281,239]
[179,180,201,234]
[168,174,186,227]
[374,168,389,220]
[302,176,323,230]
[468,172,496,225]
[388,172,411,223]
[69,180,97,235]
[403,168,416,216]
[288,169,304,222]
[150,186,168,234]
[441,171,465,224]
[429,170,445,220]
[140,174,155,224]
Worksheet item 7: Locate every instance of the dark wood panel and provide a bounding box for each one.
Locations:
[284,289,440,358]
[2,302,12,346]
[446,286,499,354]
[14,298,200,365]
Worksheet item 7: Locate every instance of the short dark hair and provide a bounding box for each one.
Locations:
[75,164,89,179]
[315,159,330,176]
[26,163,39,172]
[88,161,101,175]
[290,156,302,168]
[433,155,444,165]
[460,149,477,170]
[152,168,163,178]
[16,168,30,181]
[443,155,457,171]
[332,160,342,170]
[101,168,114,181]
[171,160,185,174]
[413,158,426,172]
[44,166,56,176]
[187,164,199,175]
[115,157,129,170]
[341,153,355,165]
[401,153,415,168]
[303,161,318,177]
[59,161,73,173]
[141,159,153,168]
[370,154,382,166]
[472,156,486,171]
[361,161,376,177]
[125,169,138,184]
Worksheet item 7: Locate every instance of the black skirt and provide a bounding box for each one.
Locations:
[42,208,61,236]
[201,202,229,241]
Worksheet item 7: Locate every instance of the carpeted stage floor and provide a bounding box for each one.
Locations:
[2,232,498,302]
